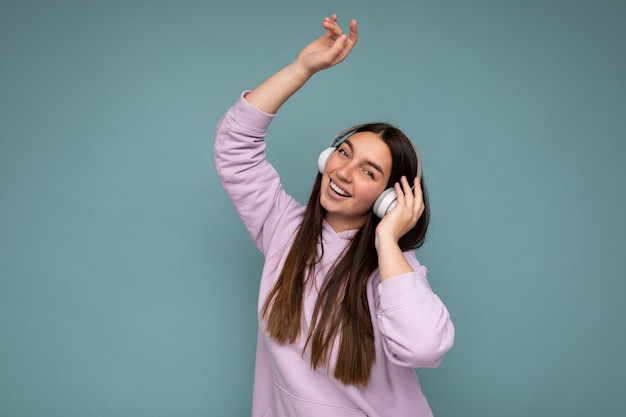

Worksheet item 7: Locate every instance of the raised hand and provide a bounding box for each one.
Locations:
[296,14,359,75]
[245,14,358,115]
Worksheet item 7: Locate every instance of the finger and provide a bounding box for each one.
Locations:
[348,19,358,44]
[413,177,425,216]
[413,177,423,202]
[321,18,333,33]
[401,176,413,198]
[323,34,349,63]
[323,15,344,37]
[394,180,406,207]
[402,177,419,209]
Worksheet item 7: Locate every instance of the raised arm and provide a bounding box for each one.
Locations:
[245,14,358,114]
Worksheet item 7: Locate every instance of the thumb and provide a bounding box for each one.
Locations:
[325,34,348,64]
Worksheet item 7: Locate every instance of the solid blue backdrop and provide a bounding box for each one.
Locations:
[1,1,625,416]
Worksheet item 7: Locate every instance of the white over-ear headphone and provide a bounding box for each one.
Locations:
[317,124,423,218]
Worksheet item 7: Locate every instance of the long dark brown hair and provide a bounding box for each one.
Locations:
[261,123,430,386]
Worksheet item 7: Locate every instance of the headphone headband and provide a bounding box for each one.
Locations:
[330,123,369,148]
[328,123,422,179]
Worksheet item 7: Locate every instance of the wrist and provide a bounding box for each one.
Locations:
[376,234,412,281]
[375,231,398,252]
[289,59,317,80]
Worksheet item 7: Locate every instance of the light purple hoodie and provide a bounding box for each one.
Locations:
[214,92,454,417]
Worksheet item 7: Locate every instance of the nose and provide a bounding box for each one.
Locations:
[335,159,354,182]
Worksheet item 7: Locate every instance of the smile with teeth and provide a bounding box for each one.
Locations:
[330,180,351,197]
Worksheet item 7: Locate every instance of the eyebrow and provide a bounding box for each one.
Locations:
[344,139,386,177]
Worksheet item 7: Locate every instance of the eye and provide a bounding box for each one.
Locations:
[337,148,350,158]
[364,169,376,179]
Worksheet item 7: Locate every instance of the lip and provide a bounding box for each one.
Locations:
[329,179,351,198]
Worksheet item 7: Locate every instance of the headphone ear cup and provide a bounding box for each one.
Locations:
[373,188,398,218]
[318,147,335,174]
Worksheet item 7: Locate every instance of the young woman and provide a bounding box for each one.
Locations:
[214,14,454,417]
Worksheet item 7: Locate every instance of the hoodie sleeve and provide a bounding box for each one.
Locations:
[374,251,455,369]
[214,92,302,254]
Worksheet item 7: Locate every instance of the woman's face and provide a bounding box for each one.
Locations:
[320,131,392,232]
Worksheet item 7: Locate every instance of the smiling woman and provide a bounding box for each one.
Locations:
[214,14,454,417]
[321,132,392,231]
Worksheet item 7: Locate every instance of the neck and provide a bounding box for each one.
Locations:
[324,213,365,233]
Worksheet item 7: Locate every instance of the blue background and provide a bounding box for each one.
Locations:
[1,0,625,416]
